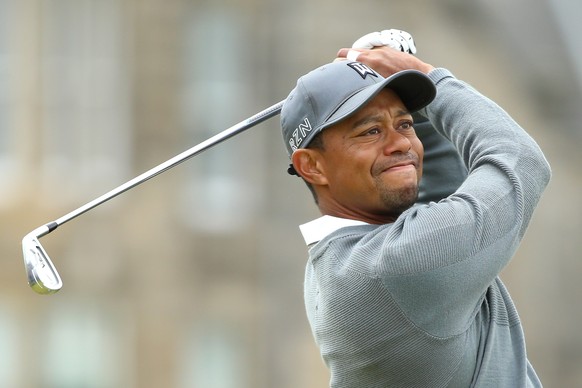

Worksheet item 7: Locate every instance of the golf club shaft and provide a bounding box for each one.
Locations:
[45,100,284,234]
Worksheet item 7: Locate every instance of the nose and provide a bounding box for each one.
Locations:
[382,128,412,155]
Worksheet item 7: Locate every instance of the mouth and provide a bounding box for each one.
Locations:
[386,162,415,171]
[372,154,420,178]
[379,160,418,175]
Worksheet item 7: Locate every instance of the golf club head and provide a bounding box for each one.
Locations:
[22,228,62,294]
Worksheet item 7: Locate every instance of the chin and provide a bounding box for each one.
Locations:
[379,185,419,214]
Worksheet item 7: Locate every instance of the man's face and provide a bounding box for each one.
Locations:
[313,89,424,223]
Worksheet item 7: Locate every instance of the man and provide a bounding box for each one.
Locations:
[280,32,551,387]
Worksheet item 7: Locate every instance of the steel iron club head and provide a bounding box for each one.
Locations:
[22,225,62,294]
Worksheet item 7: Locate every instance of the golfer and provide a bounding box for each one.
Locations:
[280,36,551,387]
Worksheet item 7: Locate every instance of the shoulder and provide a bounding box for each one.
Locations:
[308,222,396,276]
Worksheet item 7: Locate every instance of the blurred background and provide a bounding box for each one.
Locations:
[1,0,580,387]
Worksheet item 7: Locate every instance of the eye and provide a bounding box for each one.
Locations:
[398,121,414,131]
[363,127,381,136]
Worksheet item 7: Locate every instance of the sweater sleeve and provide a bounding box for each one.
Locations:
[378,68,551,337]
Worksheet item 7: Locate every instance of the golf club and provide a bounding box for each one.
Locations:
[23,100,285,294]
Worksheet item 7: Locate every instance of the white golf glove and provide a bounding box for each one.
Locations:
[352,29,417,54]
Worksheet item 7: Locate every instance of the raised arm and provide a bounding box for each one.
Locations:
[414,115,467,203]
[339,46,551,335]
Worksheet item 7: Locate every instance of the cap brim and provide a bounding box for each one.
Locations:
[323,69,436,130]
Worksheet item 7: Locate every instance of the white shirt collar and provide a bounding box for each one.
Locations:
[299,215,369,246]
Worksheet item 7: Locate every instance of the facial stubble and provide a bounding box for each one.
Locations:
[372,154,421,216]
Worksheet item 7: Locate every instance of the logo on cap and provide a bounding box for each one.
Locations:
[347,62,379,79]
[288,117,312,152]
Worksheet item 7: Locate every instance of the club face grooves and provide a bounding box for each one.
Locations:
[22,237,62,294]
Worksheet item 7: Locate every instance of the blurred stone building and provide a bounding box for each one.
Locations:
[0,0,580,387]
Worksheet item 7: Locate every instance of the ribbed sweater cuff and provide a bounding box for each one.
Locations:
[427,68,455,85]
[418,68,455,118]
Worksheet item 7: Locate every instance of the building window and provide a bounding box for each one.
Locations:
[178,321,249,388]
[0,0,18,207]
[40,300,133,387]
[179,6,263,233]
[39,0,131,205]
[0,305,19,386]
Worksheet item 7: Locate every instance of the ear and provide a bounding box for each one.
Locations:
[291,149,328,186]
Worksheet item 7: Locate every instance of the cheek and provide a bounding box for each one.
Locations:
[325,151,374,191]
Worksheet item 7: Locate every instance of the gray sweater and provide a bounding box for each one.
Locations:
[301,68,551,387]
